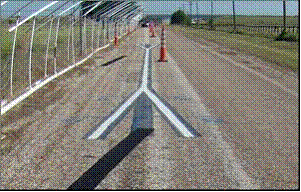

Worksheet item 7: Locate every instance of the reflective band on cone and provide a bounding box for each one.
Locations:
[158,25,167,62]
[150,26,156,37]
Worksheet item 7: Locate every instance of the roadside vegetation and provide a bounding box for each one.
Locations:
[171,24,299,72]
[1,16,109,102]
[170,10,192,26]
[167,10,299,71]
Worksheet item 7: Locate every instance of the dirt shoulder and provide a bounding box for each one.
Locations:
[171,25,299,74]
[162,26,299,189]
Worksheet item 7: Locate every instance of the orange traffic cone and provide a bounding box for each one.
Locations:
[158,25,167,62]
[127,27,130,35]
[150,25,156,37]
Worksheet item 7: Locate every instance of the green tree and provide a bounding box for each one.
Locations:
[170,10,191,26]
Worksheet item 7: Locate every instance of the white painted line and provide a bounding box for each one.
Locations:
[88,39,196,139]
[141,48,150,89]
[87,89,143,140]
[145,89,195,138]
[9,1,58,32]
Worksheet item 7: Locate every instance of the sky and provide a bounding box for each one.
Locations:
[138,1,299,15]
[1,0,299,19]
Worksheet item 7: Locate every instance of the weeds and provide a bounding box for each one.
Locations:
[275,31,299,42]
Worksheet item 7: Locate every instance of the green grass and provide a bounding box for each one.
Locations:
[213,15,299,26]
[0,17,111,101]
[192,15,299,41]
[172,25,299,71]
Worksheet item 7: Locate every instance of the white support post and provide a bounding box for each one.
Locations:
[29,16,36,89]
[71,17,75,65]
[106,19,109,42]
[91,19,95,53]
[45,17,53,78]
[103,19,106,45]
[97,20,101,48]
[67,15,72,61]
[83,16,87,56]
[54,16,61,74]
[10,13,20,96]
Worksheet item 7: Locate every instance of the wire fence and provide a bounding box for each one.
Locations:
[0,1,142,115]
[194,23,299,36]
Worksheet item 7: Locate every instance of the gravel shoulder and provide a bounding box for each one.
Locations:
[0,28,145,189]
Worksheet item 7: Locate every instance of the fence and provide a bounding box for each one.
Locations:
[0,1,142,116]
[195,23,299,36]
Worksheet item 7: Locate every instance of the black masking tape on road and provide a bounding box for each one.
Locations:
[67,128,154,190]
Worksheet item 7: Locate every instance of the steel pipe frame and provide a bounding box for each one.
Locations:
[10,12,20,96]
[112,10,140,36]
[83,1,104,17]
[91,1,138,42]
[96,1,132,20]
[110,6,139,23]
[45,16,54,78]
[6,0,139,99]
[9,1,58,32]
[53,16,61,74]
[110,6,140,35]
[92,1,121,21]
[105,2,134,19]
[88,1,122,45]
[67,14,72,61]
[0,1,7,6]
[33,1,82,33]
[7,1,34,19]
[28,16,36,89]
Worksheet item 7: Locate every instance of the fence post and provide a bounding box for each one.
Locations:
[97,19,101,48]
[10,12,20,96]
[83,16,87,56]
[45,16,53,78]
[106,19,109,41]
[103,19,106,45]
[91,19,95,53]
[54,16,61,74]
[71,16,75,65]
[67,14,72,61]
[28,16,36,89]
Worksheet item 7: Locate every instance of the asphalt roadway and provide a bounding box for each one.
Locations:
[0,27,298,190]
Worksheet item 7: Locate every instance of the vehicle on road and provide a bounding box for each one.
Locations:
[141,22,149,27]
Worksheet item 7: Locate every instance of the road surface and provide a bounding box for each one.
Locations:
[0,26,299,190]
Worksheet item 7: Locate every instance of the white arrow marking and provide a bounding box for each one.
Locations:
[87,89,143,140]
[87,45,196,139]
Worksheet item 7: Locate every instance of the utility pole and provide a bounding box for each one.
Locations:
[210,0,213,29]
[189,0,192,19]
[196,1,199,18]
[232,0,236,32]
[283,0,286,32]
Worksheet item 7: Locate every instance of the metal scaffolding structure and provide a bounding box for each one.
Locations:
[0,1,143,116]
